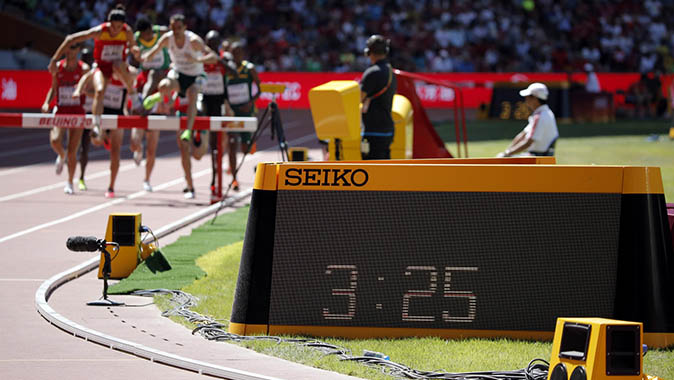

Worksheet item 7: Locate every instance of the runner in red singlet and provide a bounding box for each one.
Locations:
[48,4,140,139]
[42,43,89,195]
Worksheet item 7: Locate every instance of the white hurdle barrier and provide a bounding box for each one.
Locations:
[0,113,257,132]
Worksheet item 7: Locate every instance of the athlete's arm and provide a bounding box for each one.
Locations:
[191,36,219,63]
[249,66,261,101]
[49,26,101,74]
[127,27,141,61]
[41,73,58,113]
[141,33,169,63]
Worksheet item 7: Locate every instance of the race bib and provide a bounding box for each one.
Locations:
[144,52,165,69]
[58,86,80,106]
[204,72,224,95]
[101,44,124,62]
[227,82,250,105]
[103,85,124,109]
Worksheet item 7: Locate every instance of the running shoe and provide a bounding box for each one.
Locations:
[249,142,257,154]
[103,137,111,151]
[232,179,240,191]
[180,129,192,142]
[183,188,195,199]
[143,180,153,192]
[91,125,101,139]
[64,182,74,195]
[105,189,115,199]
[133,147,143,166]
[55,155,65,175]
[194,130,202,147]
[143,92,162,110]
[78,179,87,191]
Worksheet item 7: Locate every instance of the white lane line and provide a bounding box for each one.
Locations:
[0,134,177,177]
[0,359,139,362]
[0,168,210,245]
[0,161,137,202]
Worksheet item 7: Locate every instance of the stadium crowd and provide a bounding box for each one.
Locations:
[7,0,674,74]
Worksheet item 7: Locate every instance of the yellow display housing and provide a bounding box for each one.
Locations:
[309,80,361,141]
[548,318,643,380]
[98,213,142,279]
[390,94,413,159]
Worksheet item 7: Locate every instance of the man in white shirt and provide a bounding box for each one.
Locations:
[498,82,559,157]
[141,14,219,199]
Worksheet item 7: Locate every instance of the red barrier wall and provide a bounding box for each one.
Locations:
[1,71,670,110]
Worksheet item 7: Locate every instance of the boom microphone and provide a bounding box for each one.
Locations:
[66,236,104,252]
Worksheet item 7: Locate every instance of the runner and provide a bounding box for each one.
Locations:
[41,43,89,195]
[81,71,131,199]
[224,41,261,190]
[129,17,170,190]
[140,14,219,199]
[201,30,230,196]
[48,4,140,140]
[77,47,94,191]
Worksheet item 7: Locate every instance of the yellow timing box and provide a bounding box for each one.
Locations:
[98,213,142,279]
[549,318,644,380]
[309,80,361,141]
[391,94,413,159]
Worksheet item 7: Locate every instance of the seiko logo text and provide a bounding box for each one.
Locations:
[284,168,369,187]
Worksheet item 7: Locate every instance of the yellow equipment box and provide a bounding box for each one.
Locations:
[98,213,142,279]
[549,318,644,380]
[390,94,413,159]
[309,79,413,160]
[309,80,361,141]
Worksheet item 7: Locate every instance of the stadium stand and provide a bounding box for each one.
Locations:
[1,0,673,74]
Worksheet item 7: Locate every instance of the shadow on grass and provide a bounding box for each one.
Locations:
[436,119,671,143]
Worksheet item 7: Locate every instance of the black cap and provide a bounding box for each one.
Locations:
[108,9,126,22]
[364,34,389,56]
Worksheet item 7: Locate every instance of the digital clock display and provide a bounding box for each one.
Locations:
[230,161,674,347]
[268,191,620,330]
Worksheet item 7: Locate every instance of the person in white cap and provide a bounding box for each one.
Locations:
[584,63,601,93]
[498,82,559,157]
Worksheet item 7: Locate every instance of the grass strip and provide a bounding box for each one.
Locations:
[108,206,250,294]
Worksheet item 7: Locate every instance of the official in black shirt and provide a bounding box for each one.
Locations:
[361,35,397,160]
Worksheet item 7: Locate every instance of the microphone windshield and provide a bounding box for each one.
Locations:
[66,236,102,252]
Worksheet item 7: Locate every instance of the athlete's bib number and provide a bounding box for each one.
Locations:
[144,52,165,69]
[204,72,224,95]
[101,45,124,62]
[58,86,80,106]
[103,85,125,109]
[227,83,250,105]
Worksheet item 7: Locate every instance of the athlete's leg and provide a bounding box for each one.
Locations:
[91,70,108,141]
[177,131,194,192]
[185,83,198,131]
[49,127,66,161]
[144,130,159,182]
[107,129,124,194]
[65,128,84,185]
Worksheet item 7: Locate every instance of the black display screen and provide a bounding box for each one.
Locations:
[112,215,135,247]
[267,191,621,331]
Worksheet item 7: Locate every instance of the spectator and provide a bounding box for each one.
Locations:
[9,0,674,74]
[584,63,601,93]
[498,83,559,157]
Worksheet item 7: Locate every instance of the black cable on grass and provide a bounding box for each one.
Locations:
[132,289,550,380]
